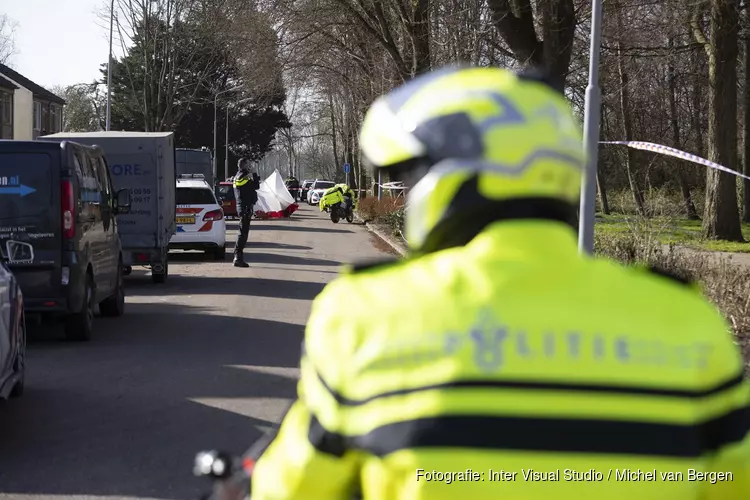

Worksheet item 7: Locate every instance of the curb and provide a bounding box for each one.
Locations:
[355,213,407,256]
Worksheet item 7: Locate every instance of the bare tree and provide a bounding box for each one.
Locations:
[107,0,236,131]
[487,0,577,90]
[0,14,18,65]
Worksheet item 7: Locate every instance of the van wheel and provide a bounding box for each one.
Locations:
[10,313,26,398]
[152,259,168,283]
[65,275,94,341]
[100,261,125,317]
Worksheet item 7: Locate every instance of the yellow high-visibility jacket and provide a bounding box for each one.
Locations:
[319,185,353,212]
[252,220,750,500]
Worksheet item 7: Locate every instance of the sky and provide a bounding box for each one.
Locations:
[2,0,111,88]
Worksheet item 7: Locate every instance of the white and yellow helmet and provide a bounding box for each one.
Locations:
[359,66,586,253]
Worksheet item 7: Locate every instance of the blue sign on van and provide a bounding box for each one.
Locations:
[0,176,35,197]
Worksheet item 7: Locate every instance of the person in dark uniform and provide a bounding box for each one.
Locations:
[232,158,261,267]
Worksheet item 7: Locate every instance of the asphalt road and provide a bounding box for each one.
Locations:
[0,204,392,500]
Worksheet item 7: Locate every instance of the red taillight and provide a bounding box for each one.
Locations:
[134,253,149,262]
[61,180,74,238]
[203,209,223,221]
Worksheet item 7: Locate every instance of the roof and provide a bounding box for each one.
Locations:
[0,63,65,104]
[0,75,17,90]
[176,178,212,189]
[43,131,173,138]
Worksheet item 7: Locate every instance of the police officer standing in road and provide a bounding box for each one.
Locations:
[232,158,260,268]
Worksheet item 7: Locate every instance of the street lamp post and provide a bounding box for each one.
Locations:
[224,97,254,179]
[225,105,229,179]
[578,0,604,255]
[213,86,243,181]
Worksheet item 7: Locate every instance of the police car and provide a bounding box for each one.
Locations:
[169,174,226,260]
[307,179,335,205]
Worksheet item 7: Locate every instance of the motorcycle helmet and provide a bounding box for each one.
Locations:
[359,65,585,253]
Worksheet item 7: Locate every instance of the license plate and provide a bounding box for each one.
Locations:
[222,201,231,206]
[176,216,196,224]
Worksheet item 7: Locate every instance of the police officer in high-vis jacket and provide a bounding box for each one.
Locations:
[232,158,260,267]
[250,67,750,499]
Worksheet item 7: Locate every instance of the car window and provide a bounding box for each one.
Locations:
[96,156,113,205]
[314,181,335,189]
[177,187,216,205]
[215,185,235,201]
[77,149,101,205]
[0,152,53,220]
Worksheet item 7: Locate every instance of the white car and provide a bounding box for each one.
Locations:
[170,175,226,260]
[307,180,336,205]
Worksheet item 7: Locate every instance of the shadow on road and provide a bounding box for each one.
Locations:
[166,250,338,267]
[225,218,302,231]
[125,274,326,300]
[256,224,354,234]
[168,250,220,263]
[245,252,339,267]
[239,241,313,251]
[0,301,301,499]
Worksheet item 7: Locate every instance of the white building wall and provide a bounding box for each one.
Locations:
[13,89,33,140]
[1,74,34,140]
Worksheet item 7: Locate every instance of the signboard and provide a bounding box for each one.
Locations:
[344,162,350,174]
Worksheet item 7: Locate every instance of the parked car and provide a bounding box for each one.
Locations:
[0,260,25,399]
[215,182,237,218]
[170,175,226,260]
[0,140,131,341]
[299,180,313,201]
[307,180,335,205]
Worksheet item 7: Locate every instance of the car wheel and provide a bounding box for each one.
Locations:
[65,274,94,341]
[152,259,168,284]
[209,247,225,261]
[100,260,125,317]
[9,312,26,398]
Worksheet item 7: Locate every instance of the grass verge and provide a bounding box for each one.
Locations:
[596,214,750,253]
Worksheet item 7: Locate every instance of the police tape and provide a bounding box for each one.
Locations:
[600,141,750,182]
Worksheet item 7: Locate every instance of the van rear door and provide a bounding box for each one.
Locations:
[0,146,62,304]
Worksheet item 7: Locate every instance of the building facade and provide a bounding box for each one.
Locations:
[0,63,65,140]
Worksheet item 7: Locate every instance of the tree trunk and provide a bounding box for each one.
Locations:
[597,104,612,215]
[693,0,744,240]
[487,0,576,91]
[667,36,699,219]
[743,9,750,221]
[614,0,646,216]
[329,91,340,177]
[411,0,431,75]
[690,47,707,157]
